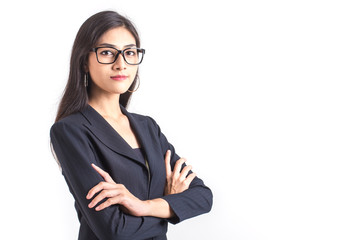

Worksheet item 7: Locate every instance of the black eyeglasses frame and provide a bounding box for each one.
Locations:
[90,47,145,65]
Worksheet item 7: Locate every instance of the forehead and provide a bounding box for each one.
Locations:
[97,27,136,49]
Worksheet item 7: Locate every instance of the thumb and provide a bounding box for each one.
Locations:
[164,150,172,177]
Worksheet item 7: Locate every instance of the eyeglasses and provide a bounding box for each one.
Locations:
[91,46,145,65]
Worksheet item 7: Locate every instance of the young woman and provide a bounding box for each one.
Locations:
[50,11,212,240]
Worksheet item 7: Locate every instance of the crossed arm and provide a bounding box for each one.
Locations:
[87,150,197,218]
[51,120,212,238]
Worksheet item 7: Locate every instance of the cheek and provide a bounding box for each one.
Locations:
[88,59,98,77]
[87,54,97,71]
[130,66,139,78]
[88,68,102,84]
[88,60,107,82]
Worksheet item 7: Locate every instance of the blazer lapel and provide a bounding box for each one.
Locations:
[121,107,162,189]
[120,106,155,167]
[81,104,163,194]
[80,105,142,166]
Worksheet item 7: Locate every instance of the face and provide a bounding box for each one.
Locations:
[87,27,139,97]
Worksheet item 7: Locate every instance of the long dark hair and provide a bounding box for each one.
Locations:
[55,11,141,122]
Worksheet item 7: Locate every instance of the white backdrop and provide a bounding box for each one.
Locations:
[1,0,359,239]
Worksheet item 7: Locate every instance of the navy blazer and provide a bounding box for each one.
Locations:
[50,105,212,240]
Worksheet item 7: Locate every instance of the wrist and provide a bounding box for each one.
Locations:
[144,198,174,219]
[142,200,153,216]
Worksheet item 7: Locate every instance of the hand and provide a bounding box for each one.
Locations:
[164,150,196,195]
[86,164,148,216]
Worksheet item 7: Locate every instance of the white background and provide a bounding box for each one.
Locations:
[1,0,359,239]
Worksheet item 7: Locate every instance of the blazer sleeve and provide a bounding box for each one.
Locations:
[50,121,167,240]
[147,117,213,224]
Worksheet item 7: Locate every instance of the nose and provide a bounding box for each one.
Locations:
[113,53,127,70]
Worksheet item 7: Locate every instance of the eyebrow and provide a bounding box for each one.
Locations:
[97,43,137,48]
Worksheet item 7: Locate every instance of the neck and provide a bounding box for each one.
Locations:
[88,93,123,119]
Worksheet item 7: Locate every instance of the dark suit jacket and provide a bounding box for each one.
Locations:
[50,105,213,240]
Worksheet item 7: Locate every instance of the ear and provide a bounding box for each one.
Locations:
[83,55,90,72]
[83,63,89,72]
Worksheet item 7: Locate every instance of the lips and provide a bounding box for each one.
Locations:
[110,75,128,81]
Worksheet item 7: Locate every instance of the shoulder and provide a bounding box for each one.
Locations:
[50,111,88,137]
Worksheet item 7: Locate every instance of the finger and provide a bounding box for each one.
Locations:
[95,196,119,211]
[179,165,193,181]
[184,172,197,186]
[88,190,108,208]
[173,158,187,177]
[88,188,119,208]
[92,164,116,184]
[164,150,172,178]
[87,181,116,199]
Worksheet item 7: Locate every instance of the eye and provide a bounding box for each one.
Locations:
[99,50,114,56]
[125,49,138,57]
[97,48,117,57]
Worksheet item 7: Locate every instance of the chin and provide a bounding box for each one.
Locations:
[106,83,130,94]
[112,87,130,95]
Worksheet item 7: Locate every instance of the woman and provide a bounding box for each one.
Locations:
[50,11,212,240]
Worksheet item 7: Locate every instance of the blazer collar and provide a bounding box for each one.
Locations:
[80,104,149,167]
